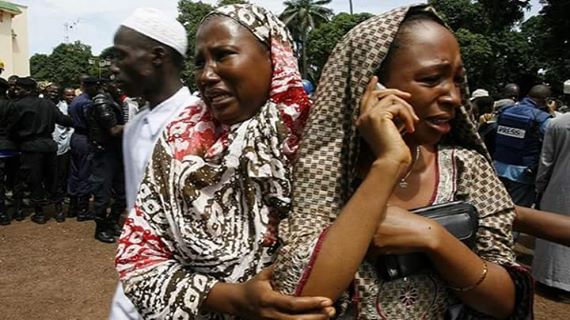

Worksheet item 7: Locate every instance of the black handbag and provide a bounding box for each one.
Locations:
[373,201,479,281]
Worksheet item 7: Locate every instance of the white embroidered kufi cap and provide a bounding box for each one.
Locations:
[121,7,188,57]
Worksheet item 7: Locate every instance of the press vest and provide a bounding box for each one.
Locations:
[494,100,551,169]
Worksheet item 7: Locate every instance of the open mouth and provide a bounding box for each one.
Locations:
[204,89,233,107]
[208,93,232,105]
[424,116,453,134]
[426,117,450,125]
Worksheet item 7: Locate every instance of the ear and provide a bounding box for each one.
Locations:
[151,46,168,67]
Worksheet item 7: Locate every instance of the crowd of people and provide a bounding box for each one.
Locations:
[0,72,141,244]
[471,81,570,303]
[1,3,570,320]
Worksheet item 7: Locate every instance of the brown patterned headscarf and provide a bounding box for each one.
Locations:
[289,5,489,229]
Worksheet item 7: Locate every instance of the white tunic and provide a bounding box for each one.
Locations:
[534,112,570,291]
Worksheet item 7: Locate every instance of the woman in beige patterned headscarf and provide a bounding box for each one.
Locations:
[273,5,533,319]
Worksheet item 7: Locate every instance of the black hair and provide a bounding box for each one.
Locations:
[501,83,520,100]
[528,84,551,101]
[376,9,446,83]
[473,96,494,115]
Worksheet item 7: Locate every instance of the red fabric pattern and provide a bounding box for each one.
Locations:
[116,207,173,278]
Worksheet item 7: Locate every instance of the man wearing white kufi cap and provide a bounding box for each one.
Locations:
[108,7,199,320]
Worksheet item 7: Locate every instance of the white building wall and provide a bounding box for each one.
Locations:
[11,5,29,76]
[0,3,29,77]
[0,10,14,76]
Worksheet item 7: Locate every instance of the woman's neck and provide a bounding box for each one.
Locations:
[389,143,438,208]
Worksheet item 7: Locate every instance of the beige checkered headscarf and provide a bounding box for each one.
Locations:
[289,5,489,230]
[275,6,533,318]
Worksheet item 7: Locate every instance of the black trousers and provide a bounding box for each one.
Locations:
[68,134,92,197]
[89,149,126,219]
[1,155,20,211]
[54,152,71,203]
[18,151,57,207]
[0,157,6,210]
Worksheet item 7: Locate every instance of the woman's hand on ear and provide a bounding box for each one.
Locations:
[357,76,419,175]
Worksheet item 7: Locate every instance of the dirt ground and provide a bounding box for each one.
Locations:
[0,217,117,320]
[1,214,569,320]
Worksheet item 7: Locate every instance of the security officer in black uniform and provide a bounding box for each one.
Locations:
[86,81,126,243]
[68,76,99,221]
[8,77,73,223]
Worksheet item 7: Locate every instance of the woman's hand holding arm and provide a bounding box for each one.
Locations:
[204,267,335,320]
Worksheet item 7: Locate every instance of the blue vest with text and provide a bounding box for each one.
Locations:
[494,98,551,168]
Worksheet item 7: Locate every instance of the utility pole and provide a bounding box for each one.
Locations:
[63,19,79,43]
[349,0,353,14]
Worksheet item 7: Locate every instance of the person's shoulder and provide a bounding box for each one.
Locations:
[451,146,489,166]
[533,108,552,122]
[550,113,570,128]
[12,96,34,108]
[70,93,90,106]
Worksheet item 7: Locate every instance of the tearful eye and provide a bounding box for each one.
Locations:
[215,49,236,62]
[420,75,442,87]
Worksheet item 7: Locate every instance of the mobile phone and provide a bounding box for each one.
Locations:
[375,82,408,136]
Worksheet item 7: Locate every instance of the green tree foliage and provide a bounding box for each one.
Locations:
[428,0,539,94]
[307,12,372,82]
[429,0,488,32]
[535,0,570,94]
[99,46,115,60]
[177,0,215,91]
[30,54,50,81]
[280,0,333,78]
[216,0,249,6]
[455,28,493,85]
[478,0,531,31]
[30,41,97,88]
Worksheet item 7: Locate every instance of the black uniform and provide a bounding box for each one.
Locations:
[86,93,125,242]
[0,97,19,224]
[67,93,94,219]
[7,95,72,223]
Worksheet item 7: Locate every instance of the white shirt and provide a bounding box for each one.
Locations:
[110,86,197,320]
[122,86,198,209]
[52,100,74,156]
